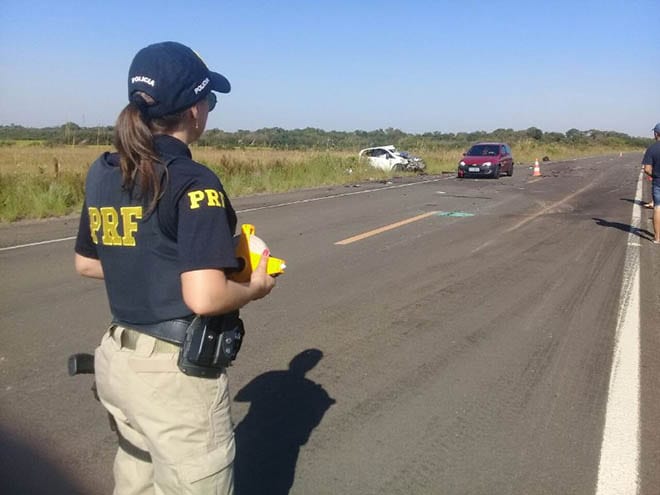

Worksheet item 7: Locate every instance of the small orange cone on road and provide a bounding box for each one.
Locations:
[533,158,541,177]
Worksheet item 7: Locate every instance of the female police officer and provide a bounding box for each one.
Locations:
[74,41,275,494]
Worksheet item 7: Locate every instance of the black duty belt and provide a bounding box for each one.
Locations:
[112,316,194,345]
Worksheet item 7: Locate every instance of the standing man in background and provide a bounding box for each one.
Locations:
[643,123,660,243]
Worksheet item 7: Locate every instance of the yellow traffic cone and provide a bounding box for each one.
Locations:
[533,158,541,177]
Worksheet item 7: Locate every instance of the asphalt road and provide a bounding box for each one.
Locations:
[1,154,659,495]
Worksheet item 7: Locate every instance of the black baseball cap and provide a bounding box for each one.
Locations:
[128,41,231,119]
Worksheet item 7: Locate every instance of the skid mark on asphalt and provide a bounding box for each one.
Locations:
[470,182,595,255]
[505,182,594,233]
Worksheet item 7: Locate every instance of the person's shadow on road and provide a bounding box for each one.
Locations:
[233,348,336,495]
[620,198,649,208]
[0,426,86,495]
[593,217,653,240]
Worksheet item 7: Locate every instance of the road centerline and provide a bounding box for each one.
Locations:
[334,211,438,245]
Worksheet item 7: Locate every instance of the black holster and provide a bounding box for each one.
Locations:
[177,312,245,378]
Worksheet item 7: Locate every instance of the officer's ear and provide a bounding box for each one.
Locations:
[186,103,206,133]
[189,104,201,123]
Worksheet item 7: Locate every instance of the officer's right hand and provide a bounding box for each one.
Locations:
[250,249,276,300]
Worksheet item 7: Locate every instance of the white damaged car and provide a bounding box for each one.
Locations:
[359,145,426,172]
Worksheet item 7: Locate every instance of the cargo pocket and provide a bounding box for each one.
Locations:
[177,440,235,487]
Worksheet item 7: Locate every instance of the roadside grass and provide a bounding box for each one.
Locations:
[0,142,642,223]
[0,172,86,222]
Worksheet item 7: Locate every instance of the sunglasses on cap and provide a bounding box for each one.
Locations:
[206,92,217,112]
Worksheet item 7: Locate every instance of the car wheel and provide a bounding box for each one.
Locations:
[493,165,501,179]
[508,164,514,177]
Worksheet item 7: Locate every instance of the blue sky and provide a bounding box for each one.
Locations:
[0,0,658,137]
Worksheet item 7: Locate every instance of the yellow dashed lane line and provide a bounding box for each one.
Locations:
[335,211,438,245]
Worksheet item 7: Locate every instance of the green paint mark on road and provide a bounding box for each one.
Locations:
[436,211,475,217]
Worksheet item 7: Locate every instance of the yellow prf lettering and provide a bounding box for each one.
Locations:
[120,207,142,246]
[88,207,101,244]
[188,189,226,209]
[88,206,143,246]
[188,190,206,209]
[205,189,225,207]
[100,207,122,246]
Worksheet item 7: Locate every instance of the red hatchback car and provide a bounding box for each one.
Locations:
[457,142,514,179]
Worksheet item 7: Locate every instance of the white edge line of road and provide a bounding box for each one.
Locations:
[0,235,77,252]
[595,170,642,495]
[0,177,448,252]
[236,176,447,213]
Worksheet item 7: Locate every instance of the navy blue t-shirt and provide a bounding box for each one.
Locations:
[75,135,239,324]
[642,141,660,184]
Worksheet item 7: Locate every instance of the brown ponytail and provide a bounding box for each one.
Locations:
[113,101,160,213]
[113,92,188,213]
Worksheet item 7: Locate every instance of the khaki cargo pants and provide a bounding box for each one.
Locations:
[94,325,235,495]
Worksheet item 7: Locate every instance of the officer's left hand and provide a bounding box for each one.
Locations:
[249,249,276,300]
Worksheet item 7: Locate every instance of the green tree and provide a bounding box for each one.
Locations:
[526,127,543,140]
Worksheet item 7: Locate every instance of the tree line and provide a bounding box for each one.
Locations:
[0,123,650,150]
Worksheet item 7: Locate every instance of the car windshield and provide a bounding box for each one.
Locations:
[466,144,500,156]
